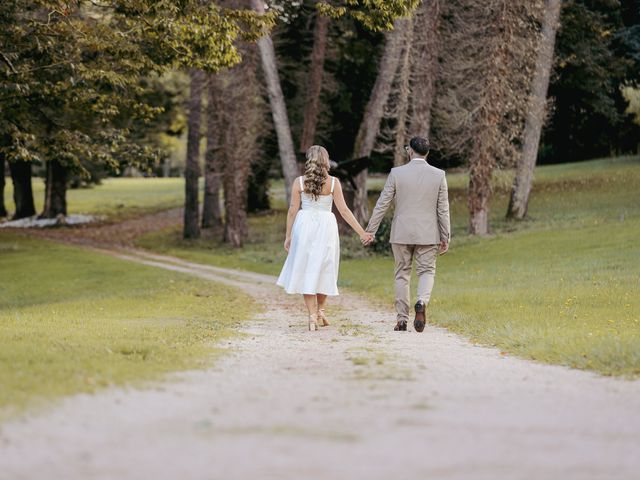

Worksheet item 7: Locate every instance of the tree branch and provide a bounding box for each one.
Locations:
[0,51,18,75]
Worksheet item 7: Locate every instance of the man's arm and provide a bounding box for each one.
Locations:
[366,171,396,235]
[437,174,451,252]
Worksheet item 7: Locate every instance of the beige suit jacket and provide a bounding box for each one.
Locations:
[366,158,451,245]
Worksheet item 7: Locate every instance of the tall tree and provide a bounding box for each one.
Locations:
[434,0,541,235]
[252,0,299,206]
[408,0,441,137]
[183,69,205,239]
[202,74,223,229]
[218,44,265,247]
[8,161,36,219]
[42,159,68,218]
[507,0,563,220]
[377,0,441,167]
[352,17,409,222]
[299,12,330,153]
[0,1,273,221]
[252,0,418,207]
[393,16,414,167]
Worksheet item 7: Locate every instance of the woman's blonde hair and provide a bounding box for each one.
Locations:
[303,145,330,200]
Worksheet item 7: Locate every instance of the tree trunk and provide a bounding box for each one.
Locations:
[0,155,7,218]
[202,74,222,229]
[299,13,329,153]
[202,145,222,229]
[183,68,204,239]
[222,108,251,248]
[352,17,408,223]
[223,164,248,247]
[507,0,562,220]
[8,160,36,219]
[408,0,441,137]
[219,42,264,248]
[41,160,67,219]
[252,0,299,206]
[393,17,414,167]
[467,152,492,235]
[247,158,271,212]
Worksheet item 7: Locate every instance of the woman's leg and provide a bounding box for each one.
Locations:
[303,294,318,331]
[303,294,317,315]
[316,294,327,310]
[316,294,329,326]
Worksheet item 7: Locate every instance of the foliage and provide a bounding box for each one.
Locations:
[369,216,392,254]
[267,0,384,164]
[433,0,544,233]
[543,0,640,162]
[0,0,275,179]
[434,0,543,168]
[0,232,253,414]
[265,0,639,175]
[316,0,420,31]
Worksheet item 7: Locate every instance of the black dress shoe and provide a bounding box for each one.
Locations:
[414,300,426,332]
[394,320,407,331]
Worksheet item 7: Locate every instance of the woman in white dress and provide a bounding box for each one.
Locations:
[277,145,373,331]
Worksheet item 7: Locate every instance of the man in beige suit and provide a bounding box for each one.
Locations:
[365,137,450,332]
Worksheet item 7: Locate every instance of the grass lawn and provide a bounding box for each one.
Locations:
[0,232,253,416]
[3,177,188,220]
[136,155,640,376]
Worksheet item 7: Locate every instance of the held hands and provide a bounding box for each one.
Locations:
[360,231,375,246]
[286,233,374,251]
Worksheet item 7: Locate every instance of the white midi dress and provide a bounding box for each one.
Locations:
[276,177,340,296]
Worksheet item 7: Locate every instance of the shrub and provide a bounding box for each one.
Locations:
[371,217,392,254]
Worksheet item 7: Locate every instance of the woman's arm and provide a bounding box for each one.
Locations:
[284,178,302,251]
[332,179,373,243]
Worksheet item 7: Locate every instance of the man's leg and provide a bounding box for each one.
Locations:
[391,243,414,327]
[415,245,439,306]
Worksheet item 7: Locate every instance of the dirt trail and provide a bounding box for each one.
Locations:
[15,207,183,247]
[1,246,639,480]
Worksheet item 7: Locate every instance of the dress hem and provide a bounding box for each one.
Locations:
[276,283,339,296]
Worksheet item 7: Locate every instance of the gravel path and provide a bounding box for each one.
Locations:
[1,249,639,480]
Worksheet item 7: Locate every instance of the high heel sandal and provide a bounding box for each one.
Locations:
[317,308,329,327]
[308,313,318,331]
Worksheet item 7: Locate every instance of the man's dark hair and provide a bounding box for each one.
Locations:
[409,136,430,156]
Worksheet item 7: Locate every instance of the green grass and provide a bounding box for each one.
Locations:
[339,222,640,376]
[0,232,253,416]
[135,155,640,376]
[4,177,189,220]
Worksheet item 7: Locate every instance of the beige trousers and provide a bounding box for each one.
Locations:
[391,243,438,323]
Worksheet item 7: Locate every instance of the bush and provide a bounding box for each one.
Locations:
[371,217,392,254]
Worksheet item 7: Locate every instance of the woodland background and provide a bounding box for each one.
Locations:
[1,0,639,243]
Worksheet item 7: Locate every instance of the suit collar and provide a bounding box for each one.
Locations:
[410,157,427,163]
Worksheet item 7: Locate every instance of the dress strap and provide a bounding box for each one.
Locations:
[330,176,335,194]
[299,176,304,190]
